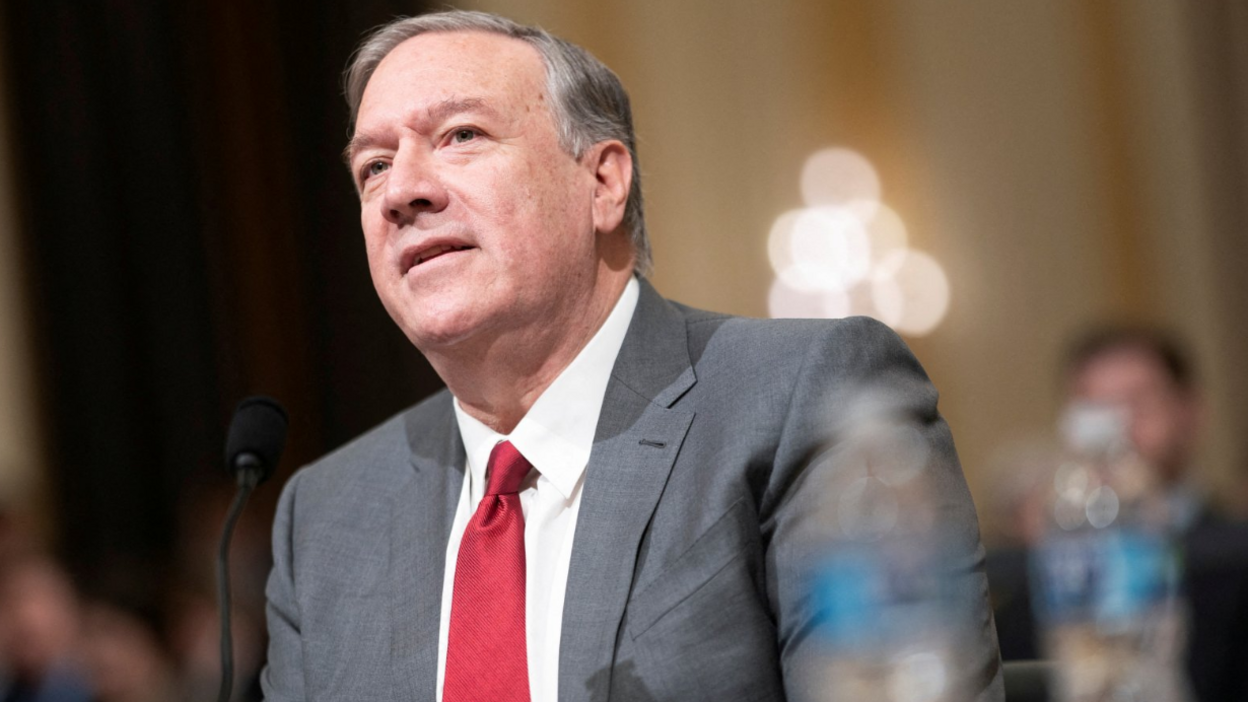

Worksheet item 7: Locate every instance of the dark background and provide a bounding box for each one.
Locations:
[0,0,441,587]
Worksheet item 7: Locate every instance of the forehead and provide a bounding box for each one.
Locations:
[357,30,548,127]
[1073,346,1174,397]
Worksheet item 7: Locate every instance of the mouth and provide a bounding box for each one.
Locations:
[402,241,475,273]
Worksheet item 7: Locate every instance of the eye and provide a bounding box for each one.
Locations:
[451,128,478,144]
[361,160,389,182]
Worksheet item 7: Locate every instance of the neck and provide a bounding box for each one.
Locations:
[428,269,633,434]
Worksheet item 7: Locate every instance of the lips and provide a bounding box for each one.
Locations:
[401,240,475,273]
[415,244,470,264]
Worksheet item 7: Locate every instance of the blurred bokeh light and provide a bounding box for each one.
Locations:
[800,147,882,215]
[767,148,950,337]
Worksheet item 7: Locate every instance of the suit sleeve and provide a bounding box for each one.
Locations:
[762,317,1003,702]
[260,469,307,701]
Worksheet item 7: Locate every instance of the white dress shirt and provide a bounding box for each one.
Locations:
[436,277,640,702]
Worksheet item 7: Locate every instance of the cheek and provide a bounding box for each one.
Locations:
[472,173,574,249]
[445,160,525,230]
[1130,412,1176,456]
[531,173,597,250]
[360,212,392,274]
[514,146,592,219]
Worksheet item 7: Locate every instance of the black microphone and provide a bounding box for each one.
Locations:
[218,396,288,702]
[225,395,288,486]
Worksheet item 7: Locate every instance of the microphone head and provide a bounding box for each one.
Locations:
[225,396,288,482]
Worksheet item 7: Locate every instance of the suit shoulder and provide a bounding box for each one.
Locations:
[669,299,732,326]
[676,304,911,366]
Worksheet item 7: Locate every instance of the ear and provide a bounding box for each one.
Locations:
[586,140,632,235]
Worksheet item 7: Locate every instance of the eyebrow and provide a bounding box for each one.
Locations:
[428,97,494,127]
[343,97,497,165]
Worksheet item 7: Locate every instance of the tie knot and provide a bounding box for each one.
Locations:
[485,441,531,496]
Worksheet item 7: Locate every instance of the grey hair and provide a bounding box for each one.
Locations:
[344,10,651,277]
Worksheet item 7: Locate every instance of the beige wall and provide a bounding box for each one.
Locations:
[460,0,1248,531]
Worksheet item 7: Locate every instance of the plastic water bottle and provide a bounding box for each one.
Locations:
[1030,401,1192,702]
[801,392,975,702]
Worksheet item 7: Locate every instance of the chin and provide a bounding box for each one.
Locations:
[399,307,489,354]
[379,285,467,344]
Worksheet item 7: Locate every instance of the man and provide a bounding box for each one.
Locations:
[261,10,1001,701]
[1064,327,1248,702]
[989,326,1248,701]
[1066,327,1204,526]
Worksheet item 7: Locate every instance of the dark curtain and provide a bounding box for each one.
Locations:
[0,0,439,586]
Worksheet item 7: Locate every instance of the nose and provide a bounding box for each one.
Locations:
[381,143,449,226]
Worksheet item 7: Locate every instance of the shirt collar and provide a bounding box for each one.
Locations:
[453,277,640,500]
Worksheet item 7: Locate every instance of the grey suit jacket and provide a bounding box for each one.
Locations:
[261,281,1003,701]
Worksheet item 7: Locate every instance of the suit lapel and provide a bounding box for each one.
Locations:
[559,281,696,701]
[391,394,466,702]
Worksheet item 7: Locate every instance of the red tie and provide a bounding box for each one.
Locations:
[444,441,531,702]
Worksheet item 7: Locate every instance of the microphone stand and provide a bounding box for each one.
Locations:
[217,458,263,702]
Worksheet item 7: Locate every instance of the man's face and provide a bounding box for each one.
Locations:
[348,31,603,352]
[1070,346,1199,483]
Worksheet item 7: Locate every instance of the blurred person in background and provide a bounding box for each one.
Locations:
[1066,326,1248,702]
[79,596,177,702]
[1066,327,1207,528]
[988,325,1248,702]
[0,554,93,702]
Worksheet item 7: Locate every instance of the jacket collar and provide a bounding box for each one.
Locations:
[558,278,697,701]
